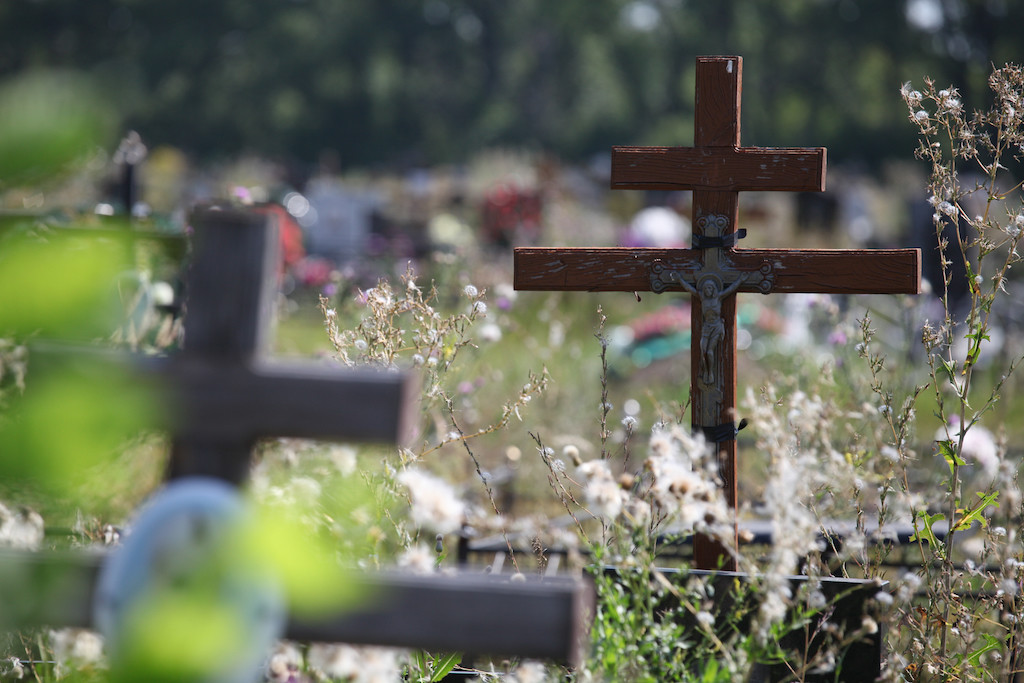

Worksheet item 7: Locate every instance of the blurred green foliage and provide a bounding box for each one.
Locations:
[0,71,114,186]
[1,0,1020,168]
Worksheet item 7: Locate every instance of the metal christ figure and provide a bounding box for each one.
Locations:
[672,272,746,387]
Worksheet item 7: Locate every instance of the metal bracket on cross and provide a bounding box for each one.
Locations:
[650,215,774,295]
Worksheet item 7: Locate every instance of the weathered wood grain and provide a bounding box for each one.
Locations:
[611,146,827,193]
[515,247,921,295]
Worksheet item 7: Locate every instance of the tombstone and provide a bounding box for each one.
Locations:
[1,206,591,679]
[303,179,383,262]
[515,56,920,571]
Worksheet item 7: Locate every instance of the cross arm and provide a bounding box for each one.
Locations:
[733,248,921,294]
[0,549,592,665]
[159,359,420,445]
[26,345,419,446]
[514,247,921,295]
[611,146,826,192]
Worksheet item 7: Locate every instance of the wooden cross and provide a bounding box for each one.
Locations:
[515,56,921,571]
[1,206,591,669]
[161,205,420,482]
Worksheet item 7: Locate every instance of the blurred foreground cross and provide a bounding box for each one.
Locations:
[163,205,418,483]
[515,55,921,571]
[2,205,591,668]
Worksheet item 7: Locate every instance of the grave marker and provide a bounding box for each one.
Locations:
[2,206,591,672]
[515,56,921,570]
[164,205,418,483]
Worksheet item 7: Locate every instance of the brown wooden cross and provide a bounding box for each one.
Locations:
[163,205,420,483]
[515,56,921,571]
[3,206,591,666]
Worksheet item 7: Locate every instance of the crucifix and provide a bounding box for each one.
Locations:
[2,206,590,678]
[515,56,921,571]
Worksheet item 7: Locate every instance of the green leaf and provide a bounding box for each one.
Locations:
[909,511,946,550]
[428,652,462,681]
[954,492,999,532]
[966,633,1002,667]
[937,439,966,479]
[939,358,957,385]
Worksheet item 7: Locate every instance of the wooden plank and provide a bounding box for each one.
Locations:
[184,207,278,359]
[28,347,419,447]
[611,146,827,193]
[696,56,743,147]
[164,359,419,444]
[515,247,921,295]
[0,550,590,665]
[290,571,591,663]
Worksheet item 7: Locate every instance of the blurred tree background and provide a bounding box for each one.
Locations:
[0,0,1019,172]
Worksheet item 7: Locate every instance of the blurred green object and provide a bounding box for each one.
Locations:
[0,229,159,499]
[0,232,129,340]
[0,352,157,498]
[0,71,114,185]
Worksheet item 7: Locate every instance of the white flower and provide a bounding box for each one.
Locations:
[329,445,358,476]
[463,284,479,298]
[880,446,901,463]
[473,300,488,315]
[914,110,929,121]
[576,459,627,519]
[398,543,436,574]
[508,661,549,683]
[585,478,627,519]
[48,629,104,677]
[354,339,368,352]
[479,322,502,342]
[622,415,639,430]
[266,643,303,682]
[0,657,25,679]
[397,468,465,535]
[0,503,44,550]
[695,610,715,629]
[307,644,402,683]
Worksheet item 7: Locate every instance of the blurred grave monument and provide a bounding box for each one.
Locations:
[1,205,591,681]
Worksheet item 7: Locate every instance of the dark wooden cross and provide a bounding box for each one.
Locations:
[2,206,590,667]
[162,205,418,483]
[515,56,921,571]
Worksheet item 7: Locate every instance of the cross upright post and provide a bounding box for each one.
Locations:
[515,56,921,570]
